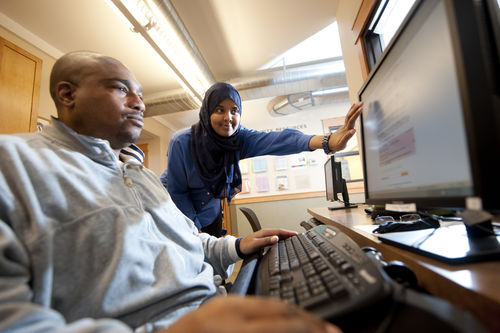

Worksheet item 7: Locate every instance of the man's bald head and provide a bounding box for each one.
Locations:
[49,51,123,108]
[48,51,145,149]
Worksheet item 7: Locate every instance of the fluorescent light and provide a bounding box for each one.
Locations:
[107,0,214,105]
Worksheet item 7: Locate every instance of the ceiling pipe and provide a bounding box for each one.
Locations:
[268,86,349,116]
[145,57,348,116]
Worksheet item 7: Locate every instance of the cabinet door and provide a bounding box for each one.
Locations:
[0,37,42,133]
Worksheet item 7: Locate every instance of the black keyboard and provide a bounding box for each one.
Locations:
[231,224,487,332]
[254,225,392,322]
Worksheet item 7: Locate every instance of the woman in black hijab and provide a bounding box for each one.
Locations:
[161,82,362,236]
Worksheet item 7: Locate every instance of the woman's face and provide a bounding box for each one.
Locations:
[210,98,241,137]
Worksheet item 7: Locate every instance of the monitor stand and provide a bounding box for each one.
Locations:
[328,202,358,211]
[377,222,500,264]
[329,179,358,210]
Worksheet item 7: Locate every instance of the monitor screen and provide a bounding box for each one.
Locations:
[359,0,500,211]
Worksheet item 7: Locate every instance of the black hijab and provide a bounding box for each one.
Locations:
[190,82,243,200]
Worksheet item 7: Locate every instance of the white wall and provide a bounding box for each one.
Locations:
[137,118,173,177]
[235,97,352,198]
[231,193,366,236]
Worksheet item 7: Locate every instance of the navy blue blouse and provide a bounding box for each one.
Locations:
[161,126,313,229]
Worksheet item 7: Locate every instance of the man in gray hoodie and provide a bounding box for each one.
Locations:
[0,51,339,333]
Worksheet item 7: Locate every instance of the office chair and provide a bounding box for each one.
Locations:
[239,207,262,232]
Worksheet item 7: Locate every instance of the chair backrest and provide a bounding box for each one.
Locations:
[239,207,262,232]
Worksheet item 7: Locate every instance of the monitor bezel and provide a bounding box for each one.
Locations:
[357,0,500,212]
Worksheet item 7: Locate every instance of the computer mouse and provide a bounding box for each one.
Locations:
[383,260,418,289]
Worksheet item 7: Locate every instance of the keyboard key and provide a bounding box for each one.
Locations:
[329,285,349,299]
[299,291,331,309]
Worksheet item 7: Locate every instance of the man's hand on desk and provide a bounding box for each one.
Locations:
[164,295,342,333]
[239,228,298,256]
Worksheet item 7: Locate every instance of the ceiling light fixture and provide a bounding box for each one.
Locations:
[107,0,215,105]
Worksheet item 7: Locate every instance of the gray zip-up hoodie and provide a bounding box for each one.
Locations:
[0,118,240,332]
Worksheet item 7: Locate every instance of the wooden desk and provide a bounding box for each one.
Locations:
[308,206,500,333]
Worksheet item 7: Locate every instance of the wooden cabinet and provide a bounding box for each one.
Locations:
[0,36,42,133]
[352,0,377,80]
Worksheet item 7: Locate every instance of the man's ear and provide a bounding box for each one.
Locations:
[56,81,77,107]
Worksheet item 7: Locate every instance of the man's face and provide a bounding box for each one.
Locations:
[70,60,145,149]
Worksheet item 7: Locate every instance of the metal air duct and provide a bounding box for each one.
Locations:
[145,57,348,116]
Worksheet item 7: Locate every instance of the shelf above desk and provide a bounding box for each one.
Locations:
[307,205,500,333]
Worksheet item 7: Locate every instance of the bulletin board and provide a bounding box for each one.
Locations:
[235,149,327,199]
[232,98,360,200]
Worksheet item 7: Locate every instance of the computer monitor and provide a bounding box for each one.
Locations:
[358,0,500,263]
[324,155,357,210]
